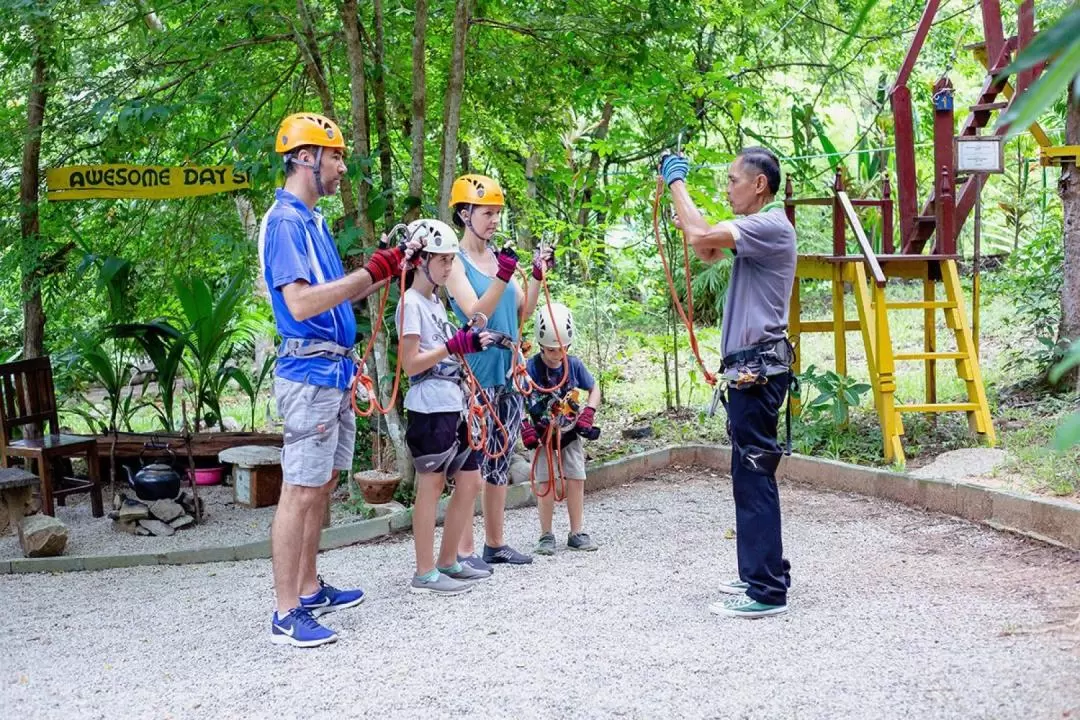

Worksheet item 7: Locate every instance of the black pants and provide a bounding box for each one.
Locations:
[726,374,791,606]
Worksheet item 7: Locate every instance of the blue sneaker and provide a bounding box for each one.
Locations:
[270,607,338,648]
[300,575,365,617]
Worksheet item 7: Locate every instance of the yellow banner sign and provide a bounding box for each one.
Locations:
[46,164,250,201]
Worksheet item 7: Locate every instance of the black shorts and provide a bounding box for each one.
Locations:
[405,410,481,475]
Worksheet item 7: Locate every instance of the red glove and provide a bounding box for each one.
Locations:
[531,246,555,280]
[521,421,539,450]
[364,247,404,283]
[575,406,596,431]
[445,327,483,356]
[495,245,519,283]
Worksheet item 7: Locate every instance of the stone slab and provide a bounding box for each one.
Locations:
[218,445,282,466]
[0,467,37,490]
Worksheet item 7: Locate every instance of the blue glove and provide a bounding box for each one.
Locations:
[659,151,689,187]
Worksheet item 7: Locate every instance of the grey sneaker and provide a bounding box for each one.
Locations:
[534,533,557,556]
[709,593,788,618]
[567,532,598,551]
[438,561,491,581]
[718,579,750,595]
[483,544,533,565]
[410,571,472,596]
[458,554,494,573]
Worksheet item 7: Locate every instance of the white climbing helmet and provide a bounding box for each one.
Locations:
[407,218,459,254]
[536,302,574,349]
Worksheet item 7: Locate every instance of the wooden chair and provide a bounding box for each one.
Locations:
[0,357,103,518]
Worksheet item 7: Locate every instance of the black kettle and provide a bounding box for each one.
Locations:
[125,446,182,501]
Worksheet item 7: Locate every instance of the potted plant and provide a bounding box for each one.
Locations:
[352,423,400,504]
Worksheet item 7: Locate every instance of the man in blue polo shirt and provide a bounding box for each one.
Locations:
[261,112,413,647]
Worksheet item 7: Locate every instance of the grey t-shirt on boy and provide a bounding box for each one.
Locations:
[717,206,797,375]
[396,288,466,414]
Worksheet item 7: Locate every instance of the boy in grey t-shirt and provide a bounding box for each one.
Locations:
[659,147,796,619]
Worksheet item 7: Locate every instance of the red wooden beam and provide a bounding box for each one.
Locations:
[882,174,894,254]
[910,39,1015,253]
[832,169,846,256]
[893,0,942,89]
[784,175,796,227]
[932,78,956,255]
[892,86,918,250]
[980,0,1006,72]
[1017,0,1035,96]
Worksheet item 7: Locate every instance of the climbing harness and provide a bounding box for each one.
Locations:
[526,389,600,502]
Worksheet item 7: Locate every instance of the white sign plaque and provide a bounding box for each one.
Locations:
[955,136,1004,173]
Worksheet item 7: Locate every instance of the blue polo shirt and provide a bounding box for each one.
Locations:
[261,189,357,390]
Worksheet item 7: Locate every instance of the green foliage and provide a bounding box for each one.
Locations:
[174,275,249,430]
[999,401,1080,496]
[791,365,877,462]
[798,364,872,427]
[109,320,186,432]
[687,256,732,326]
[339,480,378,519]
[57,334,147,434]
[1050,340,1080,452]
[226,353,276,432]
[997,5,1080,135]
[990,226,1067,376]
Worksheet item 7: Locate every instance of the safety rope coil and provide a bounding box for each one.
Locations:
[652,175,718,387]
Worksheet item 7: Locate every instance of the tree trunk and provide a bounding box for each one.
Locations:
[576,99,614,228]
[341,0,410,484]
[293,0,359,222]
[459,141,470,174]
[1059,84,1080,389]
[405,0,428,223]
[521,150,539,248]
[19,17,49,359]
[436,0,470,223]
[371,0,394,228]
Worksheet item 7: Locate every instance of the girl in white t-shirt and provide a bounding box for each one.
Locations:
[395,219,493,595]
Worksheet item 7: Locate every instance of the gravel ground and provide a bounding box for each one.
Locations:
[0,485,276,559]
[0,479,398,560]
[2,468,1079,720]
[910,448,1009,481]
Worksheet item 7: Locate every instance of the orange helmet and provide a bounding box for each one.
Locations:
[448,174,505,208]
[275,113,346,153]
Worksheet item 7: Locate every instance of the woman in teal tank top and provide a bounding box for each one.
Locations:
[444,173,553,569]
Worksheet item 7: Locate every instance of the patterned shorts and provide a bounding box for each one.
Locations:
[477,386,523,486]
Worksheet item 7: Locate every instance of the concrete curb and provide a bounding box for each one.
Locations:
[4,444,1076,573]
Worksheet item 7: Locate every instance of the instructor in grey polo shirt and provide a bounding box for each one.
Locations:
[659,147,797,619]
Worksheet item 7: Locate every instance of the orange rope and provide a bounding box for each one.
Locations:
[509,263,570,396]
[457,349,513,459]
[351,264,408,417]
[529,420,567,502]
[652,175,717,386]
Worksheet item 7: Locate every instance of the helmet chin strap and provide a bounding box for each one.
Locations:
[287,146,330,196]
[461,206,496,243]
[421,256,438,288]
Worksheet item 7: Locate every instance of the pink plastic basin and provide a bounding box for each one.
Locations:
[187,467,223,486]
